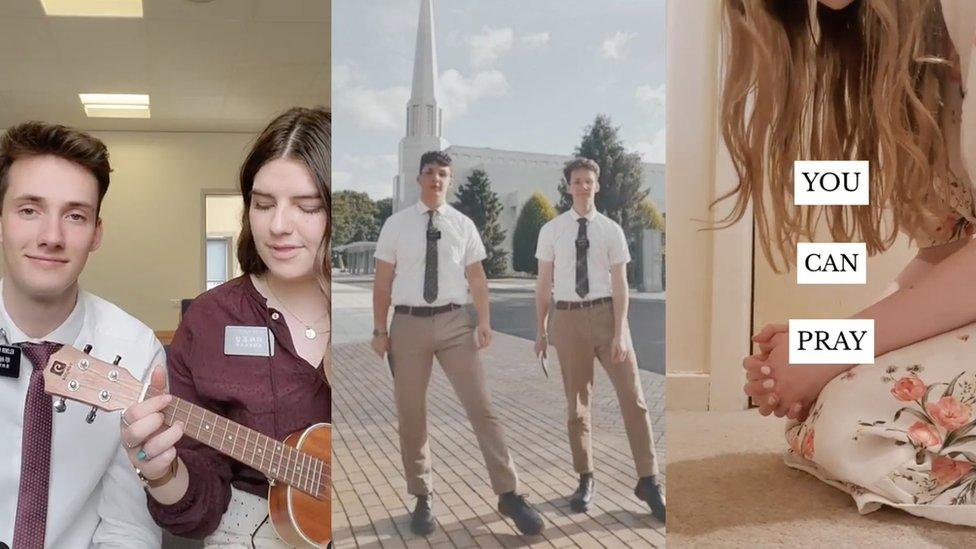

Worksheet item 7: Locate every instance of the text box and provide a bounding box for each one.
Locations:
[794,160,869,205]
[789,319,875,364]
[796,242,867,285]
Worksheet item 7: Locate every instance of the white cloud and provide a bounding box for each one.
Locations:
[634,128,666,164]
[334,84,410,132]
[521,32,551,49]
[439,69,509,122]
[635,83,665,115]
[465,27,514,68]
[343,153,398,172]
[602,31,638,60]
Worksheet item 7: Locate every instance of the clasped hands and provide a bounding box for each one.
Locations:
[742,323,851,421]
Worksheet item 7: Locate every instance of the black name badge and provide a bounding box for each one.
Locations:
[0,345,21,379]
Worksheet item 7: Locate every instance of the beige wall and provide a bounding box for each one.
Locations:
[78,131,257,330]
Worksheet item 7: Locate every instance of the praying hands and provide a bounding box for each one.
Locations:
[742,323,854,421]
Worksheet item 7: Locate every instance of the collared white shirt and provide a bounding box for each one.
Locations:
[535,208,631,302]
[375,201,487,307]
[0,280,163,549]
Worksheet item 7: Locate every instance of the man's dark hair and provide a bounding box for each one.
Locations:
[0,121,111,215]
[563,157,600,184]
[419,150,452,174]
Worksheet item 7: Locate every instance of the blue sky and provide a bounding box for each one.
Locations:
[332,0,666,200]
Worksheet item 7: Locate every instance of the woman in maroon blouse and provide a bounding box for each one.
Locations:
[119,107,331,545]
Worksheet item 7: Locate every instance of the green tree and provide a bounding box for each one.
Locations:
[451,169,508,277]
[638,198,665,232]
[374,197,393,229]
[558,115,650,242]
[512,192,557,275]
[333,190,378,246]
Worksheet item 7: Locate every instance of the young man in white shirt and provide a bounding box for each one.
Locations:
[534,157,665,521]
[371,151,544,537]
[0,122,162,548]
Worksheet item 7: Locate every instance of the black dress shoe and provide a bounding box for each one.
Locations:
[634,476,666,522]
[410,494,436,536]
[497,492,544,535]
[569,473,595,512]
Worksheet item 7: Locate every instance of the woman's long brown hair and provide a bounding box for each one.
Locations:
[719,0,956,271]
[238,107,332,383]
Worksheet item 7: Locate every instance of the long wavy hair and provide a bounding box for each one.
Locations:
[718,0,958,271]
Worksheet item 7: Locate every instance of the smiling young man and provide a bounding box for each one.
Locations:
[0,122,162,548]
[534,157,665,521]
[371,150,544,537]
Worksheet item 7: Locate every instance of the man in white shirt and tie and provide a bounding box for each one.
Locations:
[0,122,162,548]
[371,151,544,537]
[534,157,665,521]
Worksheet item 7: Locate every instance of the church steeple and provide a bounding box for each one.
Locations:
[406,0,442,138]
[395,0,449,211]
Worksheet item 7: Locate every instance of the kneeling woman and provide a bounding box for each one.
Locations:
[724,0,976,527]
[120,107,331,546]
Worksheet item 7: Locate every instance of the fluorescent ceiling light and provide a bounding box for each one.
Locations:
[79,93,151,119]
[79,93,149,105]
[40,0,143,17]
[83,105,150,119]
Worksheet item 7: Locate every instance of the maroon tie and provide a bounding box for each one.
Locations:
[13,342,63,549]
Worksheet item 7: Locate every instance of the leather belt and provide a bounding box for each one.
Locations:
[555,296,612,310]
[394,303,462,317]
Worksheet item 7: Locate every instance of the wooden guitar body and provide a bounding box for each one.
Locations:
[269,423,332,548]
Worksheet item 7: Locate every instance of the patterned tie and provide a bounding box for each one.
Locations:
[13,341,64,549]
[423,210,438,304]
[575,218,590,298]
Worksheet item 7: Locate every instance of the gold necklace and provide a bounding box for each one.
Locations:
[266,277,329,340]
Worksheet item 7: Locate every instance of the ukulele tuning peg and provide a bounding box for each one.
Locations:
[113,355,122,365]
[85,406,97,424]
[53,397,67,413]
[83,344,93,354]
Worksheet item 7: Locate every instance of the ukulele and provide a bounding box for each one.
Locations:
[40,345,331,548]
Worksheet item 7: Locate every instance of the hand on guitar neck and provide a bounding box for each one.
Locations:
[120,366,188,503]
[42,345,332,547]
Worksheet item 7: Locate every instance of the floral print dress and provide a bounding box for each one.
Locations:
[785,324,976,526]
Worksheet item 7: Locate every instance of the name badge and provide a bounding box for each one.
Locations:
[0,344,21,379]
[224,326,275,357]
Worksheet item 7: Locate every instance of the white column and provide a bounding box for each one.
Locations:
[665,0,753,411]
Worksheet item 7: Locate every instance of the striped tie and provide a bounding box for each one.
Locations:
[423,210,438,304]
[575,218,589,298]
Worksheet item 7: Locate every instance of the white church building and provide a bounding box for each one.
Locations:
[390,0,665,288]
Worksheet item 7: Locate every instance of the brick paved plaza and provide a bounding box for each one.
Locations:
[332,280,666,548]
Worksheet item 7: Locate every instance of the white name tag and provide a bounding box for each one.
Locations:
[793,160,869,205]
[224,326,275,357]
[788,319,874,364]
[796,242,867,285]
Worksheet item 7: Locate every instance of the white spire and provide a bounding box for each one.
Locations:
[406,0,441,138]
[395,0,449,211]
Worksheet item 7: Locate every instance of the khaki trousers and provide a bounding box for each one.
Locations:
[389,306,519,496]
[549,300,659,478]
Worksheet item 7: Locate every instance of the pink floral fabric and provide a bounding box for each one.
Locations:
[784,323,976,525]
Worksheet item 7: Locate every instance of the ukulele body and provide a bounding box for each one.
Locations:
[268,423,332,548]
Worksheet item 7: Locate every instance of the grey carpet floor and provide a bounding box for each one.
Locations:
[666,411,976,548]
